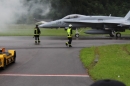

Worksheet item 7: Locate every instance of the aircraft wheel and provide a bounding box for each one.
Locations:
[116,33,121,38]
[75,34,79,38]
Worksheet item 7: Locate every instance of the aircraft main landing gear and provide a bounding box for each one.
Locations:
[116,32,121,38]
[109,31,121,38]
[109,30,115,37]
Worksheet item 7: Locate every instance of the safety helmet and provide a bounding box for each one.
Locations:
[69,24,72,27]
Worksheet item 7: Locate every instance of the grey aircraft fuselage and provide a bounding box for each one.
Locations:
[38,11,130,38]
[38,14,123,29]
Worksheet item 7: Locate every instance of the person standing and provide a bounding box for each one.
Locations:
[34,25,41,44]
[65,24,73,47]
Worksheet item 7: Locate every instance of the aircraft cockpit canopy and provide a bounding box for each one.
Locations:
[62,14,86,19]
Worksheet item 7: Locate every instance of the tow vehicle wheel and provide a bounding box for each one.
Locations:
[13,51,16,63]
[2,58,6,70]
[116,33,121,38]
[75,34,79,38]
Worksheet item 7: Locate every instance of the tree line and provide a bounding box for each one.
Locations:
[49,0,130,19]
[18,0,130,23]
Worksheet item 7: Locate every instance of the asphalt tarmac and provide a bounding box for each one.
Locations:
[0,36,130,86]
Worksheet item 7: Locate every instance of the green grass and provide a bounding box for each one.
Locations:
[1,24,130,36]
[80,44,130,86]
[0,28,68,36]
[0,24,88,36]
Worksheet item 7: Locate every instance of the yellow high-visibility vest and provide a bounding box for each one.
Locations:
[67,28,72,37]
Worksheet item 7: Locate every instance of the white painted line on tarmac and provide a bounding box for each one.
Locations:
[0,74,89,77]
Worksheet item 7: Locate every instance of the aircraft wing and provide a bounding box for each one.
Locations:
[64,19,130,26]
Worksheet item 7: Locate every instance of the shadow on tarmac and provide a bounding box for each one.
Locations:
[48,35,130,40]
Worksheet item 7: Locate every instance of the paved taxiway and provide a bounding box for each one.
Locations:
[0,36,130,86]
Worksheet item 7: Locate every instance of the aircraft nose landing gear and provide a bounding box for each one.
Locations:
[74,28,83,38]
[75,33,79,38]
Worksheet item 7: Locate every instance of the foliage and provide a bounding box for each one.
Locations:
[19,0,130,23]
[0,24,88,36]
[1,24,130,36]
[80,44,130,86]
[49,0,130,19]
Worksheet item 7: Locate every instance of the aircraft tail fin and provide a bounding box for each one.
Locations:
[124,11,130,20]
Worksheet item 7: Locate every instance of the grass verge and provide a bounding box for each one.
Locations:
[0,24,88,36]
[0,24,130,36]
[80,44,130,86]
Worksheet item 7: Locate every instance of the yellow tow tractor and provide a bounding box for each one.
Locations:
[0,48,16,69]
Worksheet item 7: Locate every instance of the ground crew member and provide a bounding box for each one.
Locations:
[34,25,41,43]
[65,24,73,47]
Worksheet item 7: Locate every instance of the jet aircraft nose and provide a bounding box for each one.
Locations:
[38,23,50,28]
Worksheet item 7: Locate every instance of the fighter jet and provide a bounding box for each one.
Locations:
[38,12,127,38]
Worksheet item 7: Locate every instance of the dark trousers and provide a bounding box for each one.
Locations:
[68,37,72,45]
[34,35,40,42]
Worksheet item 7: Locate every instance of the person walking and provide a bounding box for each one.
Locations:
[34,25,41,44]
[65,24,73,47]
